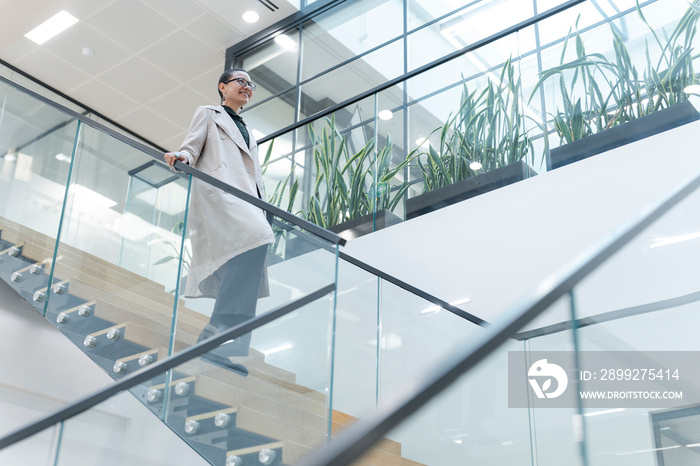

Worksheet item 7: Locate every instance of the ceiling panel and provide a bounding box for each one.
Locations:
[43,22,132,77]
[185,12,245,52]
[70,79,140,120]
[147,85,211,133]
[14,48,92,93]
[0,0,304,150]
[140,30,223,83]
[98,56,180,105]
[144,0,207,26]
[86,0,177,53]
[117,106,181,149]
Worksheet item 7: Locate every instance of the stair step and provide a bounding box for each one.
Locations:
[193,370,326,415]
[64,279,204,342]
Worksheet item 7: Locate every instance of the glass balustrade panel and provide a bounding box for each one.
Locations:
[50,390,211,466]
[332,261,380,429]
[163,293,337,466]
[567,179,700,464]
[377,279,488,407]
[517,293,586,465]
[0,425,60,466]
[43,125,189,393]
[272,97,378,238]
[0,80,80,313]
[170,178,340,363]
[349,294,583,466]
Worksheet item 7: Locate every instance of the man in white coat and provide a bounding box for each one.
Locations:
[165,68,274,376]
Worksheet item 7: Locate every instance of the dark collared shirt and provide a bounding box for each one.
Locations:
[222,105,250,148]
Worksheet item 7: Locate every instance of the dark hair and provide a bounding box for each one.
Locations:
[218,68,247,100]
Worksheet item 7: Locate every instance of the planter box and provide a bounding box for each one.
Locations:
[549,100,700,170]
[406,160,535,220]
[329,209,402,242]
[284,209,402,258]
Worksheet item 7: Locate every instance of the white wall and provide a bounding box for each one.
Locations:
[334,118,700,465]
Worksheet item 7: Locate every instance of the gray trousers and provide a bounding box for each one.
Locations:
[206,244,268,357]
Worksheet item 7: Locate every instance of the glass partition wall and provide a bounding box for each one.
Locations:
[232,0,700,240]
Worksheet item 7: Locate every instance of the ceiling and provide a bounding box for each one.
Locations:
[0,0,301,152]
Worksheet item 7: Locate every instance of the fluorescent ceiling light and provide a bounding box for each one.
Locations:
[242,11,260,23]
[25,11,78,45]
[274,34,297,50]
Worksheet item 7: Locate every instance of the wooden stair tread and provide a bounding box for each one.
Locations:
[192,371,326,415]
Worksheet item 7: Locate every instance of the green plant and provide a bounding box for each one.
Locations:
[305,115,416,229]
[529,0,700,147]
[260,140,300,256]
[418,57,533,193]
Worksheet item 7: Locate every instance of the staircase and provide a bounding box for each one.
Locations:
[0,216,424,466]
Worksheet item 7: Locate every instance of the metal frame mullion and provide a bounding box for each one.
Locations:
[258,0,589,146]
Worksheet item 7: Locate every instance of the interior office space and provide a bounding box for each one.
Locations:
[1,0,700,465]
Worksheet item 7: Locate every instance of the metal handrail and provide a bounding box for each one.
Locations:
[0,284,336,450]
[298,153,700,466]
[0,73,345,247]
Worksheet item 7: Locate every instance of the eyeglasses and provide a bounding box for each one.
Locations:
[223,77,257,91]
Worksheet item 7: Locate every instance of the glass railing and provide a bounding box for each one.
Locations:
[254,0,700,240]
[1,68,494,466]
[0,72,345,465]
[0,288,337,465]
[299,132,700,466]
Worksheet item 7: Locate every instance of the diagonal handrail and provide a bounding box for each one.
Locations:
[0,74,345,247]
[297,155,700,466]
[0,283,336,451]
[0,72,488,329]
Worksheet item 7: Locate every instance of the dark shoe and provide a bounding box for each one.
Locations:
[201,353,248,377]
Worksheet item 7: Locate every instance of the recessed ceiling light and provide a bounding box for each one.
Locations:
[242,11,260,23]
[24,10,78,45]
[378,109,393,121]
[274,34,296,50]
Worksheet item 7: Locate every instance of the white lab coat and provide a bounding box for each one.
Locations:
[177,105,274,298]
